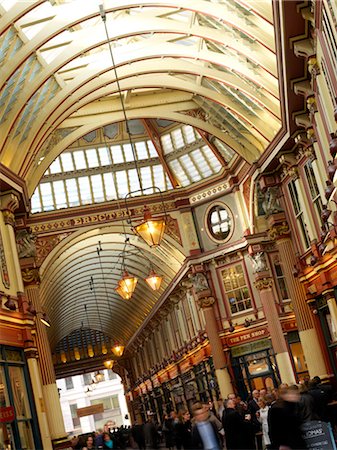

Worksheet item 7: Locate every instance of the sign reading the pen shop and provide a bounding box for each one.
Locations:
[226,327,269,347]
[76,403,104,418]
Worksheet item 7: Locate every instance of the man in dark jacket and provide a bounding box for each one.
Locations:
[223,399,253,450]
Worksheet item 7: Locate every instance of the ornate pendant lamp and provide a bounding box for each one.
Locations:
[145,269,163,291]
[103,359,114,370]
[60,350,67,364]
[111,343,125,357]
[74,347,81,361]
[94,371,104,383]
[116,271,137,300]
[133,206,166,247]
[87,343,94,358]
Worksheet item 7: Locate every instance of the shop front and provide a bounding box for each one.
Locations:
[0,346,41,450]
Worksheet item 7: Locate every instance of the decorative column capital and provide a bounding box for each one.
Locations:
[3,210,15,226]
[0,192,19,214]
[254,277,273,291]
[322,289,335,302]
[197,296,215,308]
[268,222,290,241]
[21,267,40,286]
[24,347,38,359]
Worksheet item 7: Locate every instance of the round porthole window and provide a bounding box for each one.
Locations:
[207,205,232,241]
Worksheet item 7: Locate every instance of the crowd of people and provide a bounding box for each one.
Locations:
[70,376,335,450]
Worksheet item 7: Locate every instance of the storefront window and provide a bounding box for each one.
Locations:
[0,347,41,450]
[287,332,309,381]
[221,264,252,314]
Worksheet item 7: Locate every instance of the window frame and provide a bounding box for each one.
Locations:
[205,202,234,243]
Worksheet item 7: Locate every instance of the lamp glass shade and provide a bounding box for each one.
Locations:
[87,344,94,358]
[117,271,137,299]
[111,343,125,357]
[103,359,114,370]
[115,284,131,300]
[94,371,104,383]
[102,343,108,355]
[133,218,165,247]
[74,347,81,361]
[145,270,163,291]
[60,350,67,364]
[40,313,51,327]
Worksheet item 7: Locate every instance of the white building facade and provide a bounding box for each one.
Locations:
[56,369,130,435]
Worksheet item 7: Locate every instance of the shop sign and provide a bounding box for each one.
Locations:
[76,403,104,418]
[301,420,337,449]
[0,406,15,423]
[231,339,272,358]
[168,366,179,379]
[159,371,169,383]
[192,349,205,365]
[282,321,297,331]
[226,327,269,347]
[179,358,191,373]
[151,375,160,388]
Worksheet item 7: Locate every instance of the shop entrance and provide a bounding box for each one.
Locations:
[231,340,280,399]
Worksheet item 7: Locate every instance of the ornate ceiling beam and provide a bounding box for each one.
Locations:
[141,119,179,189]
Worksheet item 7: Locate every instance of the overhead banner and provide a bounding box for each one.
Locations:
[76,403,104,418]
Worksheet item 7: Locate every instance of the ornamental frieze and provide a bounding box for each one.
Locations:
[190,182,229,204]
[21,267,40,285]
[35,232,73,266]
[197,296,215,308]
[268,222,290,240]
[254,277,273,291]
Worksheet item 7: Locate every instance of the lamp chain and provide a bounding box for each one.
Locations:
[100,6,144,194]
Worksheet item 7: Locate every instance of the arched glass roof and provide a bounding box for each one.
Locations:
[31,120,235,213]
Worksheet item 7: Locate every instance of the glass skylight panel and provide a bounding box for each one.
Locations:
[115,170,128,198]
[73,150,87,170]
[201,146,222,171]
[91,174,105,202]
[60,153,74,172]
[86,149,99,168]
[192,149,213,177]
[78,176,92,205]
[98,147,112,166]
[213,139,235,163]
[172,128,184,149]
[147,140,158,157]
[65,179,80,207]
[49,158,62,174]
[111,145,124,164]
[182,125,196,144]
[152,165,166,191]
[123,143,134,162]
[135,141,149,160]
[128,169,141,193]
[40,182,54,211]
[161,134,174,154]
[103,173,117,200]
[53,180,67,209]
[140,166,153,192]
[179,155,202,181]
[31,189,42,213]
[169,160,190,187]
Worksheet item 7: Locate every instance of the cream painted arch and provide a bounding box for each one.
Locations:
[27,102,260,194]
[39,222,186,349]
[1,14,278,153]
[1,7,275,87]
[19,58,279,163]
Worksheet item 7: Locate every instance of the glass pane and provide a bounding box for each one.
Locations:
[60,152,74,171]
[103,173,117,200]
[202,146,222,172]
[115,170,128,198]
[91,174,105,202]
[140,166,153,192]
[128,169,141,193]
[0,367,9,408]
[172,128,184,148]
[31,189,41,213]
[18,420,35,450]
[182,125,196,144]
[123,143,134,162]
[8,366,31,419]
[65,179,80,207]
[86,149,99,168]
[161,134,173,154]
[179,155,201,181]
[78,176,92,204]
[40,182,54,211]
[135,141,148,160]
[49,158,61,174]
[73,150,87,170]
[0,423,15,450]
[98,147,112,166]
[53,180,67,209]
[169,160,190,186]
[152,165,165,191]
[147,140,158,157]
[192,149,212,177]
[111,145,124,164]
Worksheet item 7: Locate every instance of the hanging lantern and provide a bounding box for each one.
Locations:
[40,312,51,327]
[116,271,137,299]
[74,347,81,361]
[60,350,67,364]
[102,342,108,355]
[87,344,94,358]
[112,343,125,357]
[133,206,165,247]
[145,270,163,291]
[94,371,104,383]
[103,359,114,370]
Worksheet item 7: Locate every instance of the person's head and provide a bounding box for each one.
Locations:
[260,389,267,397]
[103,423,110,433]
[312,376,321,386]
[252,389,260,399]
[192,402,209,422]
[178,409,190,423]
[264,393,275,406]
[226,399,235,410]
[170,411,177,419]
[227,393,236,405]
[103,432,112,441]
[271,387,279,399]
[258,398,266,409]
[86,436,94,446]
[280,385,300,403]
